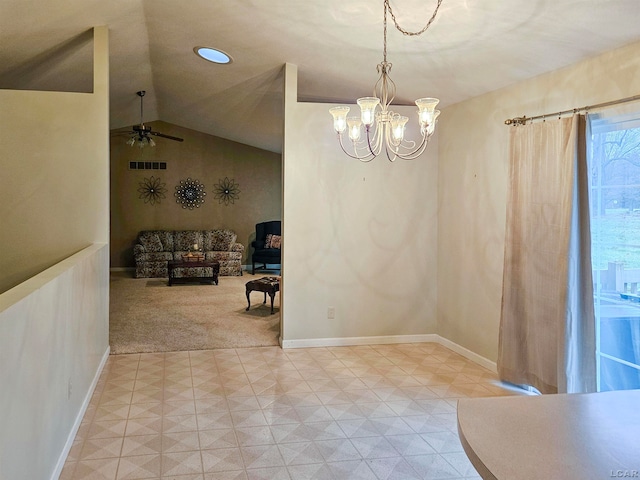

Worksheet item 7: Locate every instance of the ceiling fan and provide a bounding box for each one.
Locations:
[123,90,183,147]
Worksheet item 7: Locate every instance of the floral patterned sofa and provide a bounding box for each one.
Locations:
[134,230,244,278]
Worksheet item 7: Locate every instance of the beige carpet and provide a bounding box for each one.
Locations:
[109,271,280,354]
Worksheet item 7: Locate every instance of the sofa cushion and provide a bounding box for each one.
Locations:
[204,229,237,251]
[202,230,215,251]
[139,232,163,252]
[173,230,203,252]
[205,251,242,262]
[156,231,174,251]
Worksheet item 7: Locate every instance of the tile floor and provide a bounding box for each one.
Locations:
[60,343,512,479]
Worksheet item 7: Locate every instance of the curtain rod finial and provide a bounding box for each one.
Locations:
[505,116,527,126]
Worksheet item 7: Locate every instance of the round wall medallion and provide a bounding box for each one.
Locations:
[213,177,241,206]
[175,177,206,209]
[138,176,167,205]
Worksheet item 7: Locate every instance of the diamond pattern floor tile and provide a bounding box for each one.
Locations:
[63,343,518,480]
[116,453,161,479]
[121,434,162,457]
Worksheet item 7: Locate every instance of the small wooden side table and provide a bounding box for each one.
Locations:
[245,276,280,314]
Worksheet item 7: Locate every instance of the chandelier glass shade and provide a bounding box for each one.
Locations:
[329,0,443,162]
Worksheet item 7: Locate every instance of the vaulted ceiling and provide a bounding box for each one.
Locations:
[1,0,639,154]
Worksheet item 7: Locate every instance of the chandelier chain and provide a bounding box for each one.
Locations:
[385,0,443,37]
[383,1,388,62]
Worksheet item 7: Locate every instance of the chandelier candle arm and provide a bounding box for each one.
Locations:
[335,128,376,162]
[329,0,443,162]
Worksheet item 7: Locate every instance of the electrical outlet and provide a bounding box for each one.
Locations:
[67,378,72,400]
[327,307,335,319]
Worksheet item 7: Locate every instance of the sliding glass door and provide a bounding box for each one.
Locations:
[588,111,640,391]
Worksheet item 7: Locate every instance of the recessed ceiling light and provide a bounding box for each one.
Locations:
[194,47,233,64]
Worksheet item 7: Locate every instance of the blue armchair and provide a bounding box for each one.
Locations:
[251,221,281,274]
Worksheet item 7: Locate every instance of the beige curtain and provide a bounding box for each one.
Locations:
[498,115,596,394]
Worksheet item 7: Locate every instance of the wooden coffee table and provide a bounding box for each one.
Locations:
[245,276,280,314]
[167,259,220,285]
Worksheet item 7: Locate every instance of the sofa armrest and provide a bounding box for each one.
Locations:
[231,242,245,253]
[133,243,146,259]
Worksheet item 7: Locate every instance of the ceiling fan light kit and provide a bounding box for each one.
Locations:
[330,0,443,162]
[126,90,184,148]
[127,128,156,148]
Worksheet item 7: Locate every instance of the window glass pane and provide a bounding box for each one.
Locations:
[599,309,640,364]
[588,111,640,392]
[598,356,640,392]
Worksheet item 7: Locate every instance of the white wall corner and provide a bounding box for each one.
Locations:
[434,335,497,373]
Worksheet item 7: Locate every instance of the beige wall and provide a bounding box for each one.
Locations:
[0,27,110,480]
[0,244,109,480]
[282,64,439,343]
[110,121,282,267]
[438,40,640,362]
[0,28,109,294]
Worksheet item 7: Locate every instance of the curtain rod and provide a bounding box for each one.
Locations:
[504,93,640,126]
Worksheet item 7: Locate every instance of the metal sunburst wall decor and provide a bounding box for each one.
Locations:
[175,177,206,209]
[213,177,241,206]
[137,176,167,205]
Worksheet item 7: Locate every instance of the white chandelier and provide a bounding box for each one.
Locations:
[329,0,443,162]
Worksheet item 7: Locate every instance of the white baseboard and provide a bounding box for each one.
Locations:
[51,346,111,480]
[281,334,497,373]
[281,334,439,349]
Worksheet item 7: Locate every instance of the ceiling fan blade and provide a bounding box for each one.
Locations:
[110,129,136,137]
[149,131,184,142]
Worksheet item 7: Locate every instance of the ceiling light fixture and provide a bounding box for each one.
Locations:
[128,91,155,148]
[194,46,233,64]
[125,91,184,148]
[329,0,443,162]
